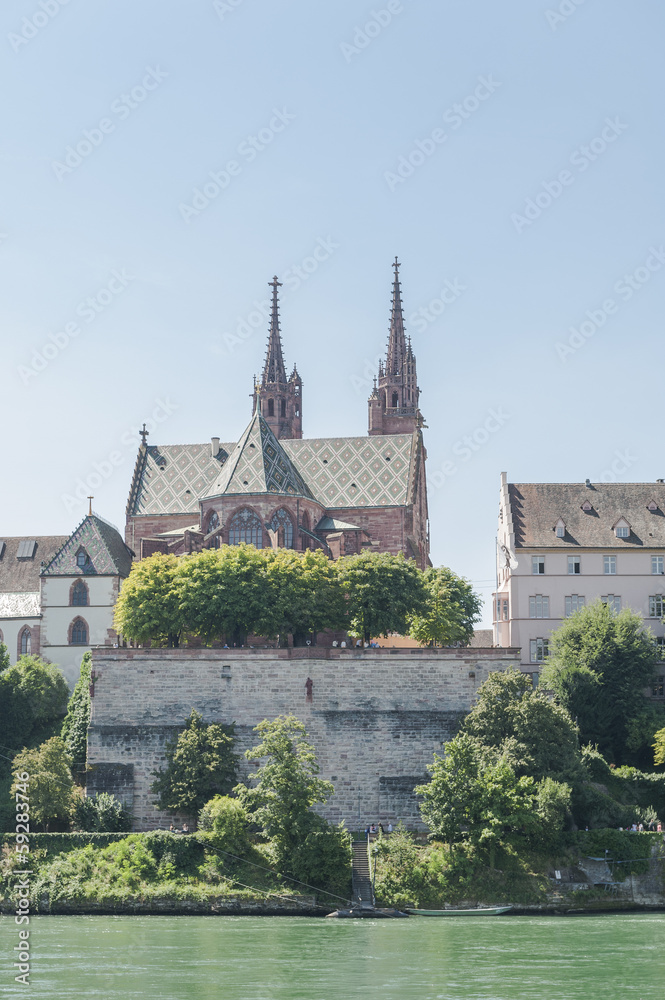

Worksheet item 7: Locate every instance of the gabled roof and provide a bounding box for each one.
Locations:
[316,516,363,531]
[508,483,665,548]
[0,536,68,593]
[205,410,315,499]
[127,442,234,516]
[41,514,133,577]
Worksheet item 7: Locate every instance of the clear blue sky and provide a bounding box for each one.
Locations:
[2,0,663,625]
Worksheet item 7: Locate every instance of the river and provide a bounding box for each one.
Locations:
[2,913,664,999]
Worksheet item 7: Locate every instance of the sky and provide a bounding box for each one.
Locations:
[1,0,664,626]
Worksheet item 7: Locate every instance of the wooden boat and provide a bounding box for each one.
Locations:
[406,905,513,916]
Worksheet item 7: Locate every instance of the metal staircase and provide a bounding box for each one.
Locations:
[351,838,375,908]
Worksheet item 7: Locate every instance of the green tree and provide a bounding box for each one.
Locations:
[151,710,239,815]
[176,546,270,645]
[235,715,334,871]
[198,795,252,853]
[10,737,74,831]
[338,552,427,643]
[654,728,665,767]
[0,655,69,752]
[259,548,346,645]
[543,601,658,762]
[74,791,132,832]
[60,652,92,782]
[0,642,9,672]
[462,668,582,783]
[625,704,665,769]
[114,553,185,647]
[409,566,482,646]
[416,733,569,866]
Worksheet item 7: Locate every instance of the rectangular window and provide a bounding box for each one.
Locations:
[494,597,510,622]
[530,638,549,662]
[653,675,664,698]
[603,556,616,575]
[502,599,509,621]
[649,595,665,618]
[532,556,545,575]
[654,636,665,659]
[652,556,664,575]
[529,595,549,618]
[601,594,621,613]
[616,526,629,538]
[568,556,581,575]
[565,595,585,617]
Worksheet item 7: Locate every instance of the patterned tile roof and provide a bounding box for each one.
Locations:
[0,592,40,619]
[508,483,665,549]
[127,443,234,516]
[0,537,68,593]
[282,433,414,508]
[205,411,315,499]
[41,514,133,577]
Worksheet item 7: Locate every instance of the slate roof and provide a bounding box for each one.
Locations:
[0,592,41,619]
[41,514,134,577]
[508,483,665,549]
[127,428,416,515]
[282,433,413,508]
[0,536,68,593]
[127,443,234,516]
[205,411,315,500]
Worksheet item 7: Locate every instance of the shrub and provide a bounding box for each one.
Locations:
[74,792,132,833]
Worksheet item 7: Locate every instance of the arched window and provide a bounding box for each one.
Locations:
[207,510,220,532]
[19,628,31,655]
[280,399,286,418]
[76,549,88,568]
[71,580,88,606]
[0,628,3,644]
[228,509,263,548]
[70,618,88,645]
[391,391,399,408]
[268,398,274,417]
[269,509,294,549]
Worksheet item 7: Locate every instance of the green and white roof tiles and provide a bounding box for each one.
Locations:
[204,411,315,500]
[41,513,133,578]
[129,420,415,514]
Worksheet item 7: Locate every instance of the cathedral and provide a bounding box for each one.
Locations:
[125,260,430,568]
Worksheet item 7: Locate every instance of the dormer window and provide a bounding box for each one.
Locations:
[613,518,630,539]
[648,501,659,512]
[555,518,565,538]
[76,549,88,568]
[581,501,593,512]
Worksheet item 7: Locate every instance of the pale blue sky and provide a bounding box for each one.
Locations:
[2,0,664,624]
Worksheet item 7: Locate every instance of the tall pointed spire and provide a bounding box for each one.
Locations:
[386,257,407,375]
[262,276,287,386]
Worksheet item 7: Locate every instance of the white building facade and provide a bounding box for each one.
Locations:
[494,473,665,696]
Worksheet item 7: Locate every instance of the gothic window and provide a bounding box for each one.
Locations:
[268,398,275,417]
[71,580,88,607]
[0,628,3,643]
[19,628,31,655]
[207,511,220,531]
[70,618,88,645]
[280,399,286,418]
[391,392,399,408]
[228,509,263,548]
[269,509,294,549]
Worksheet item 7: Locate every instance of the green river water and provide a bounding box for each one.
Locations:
[2,913,664,999]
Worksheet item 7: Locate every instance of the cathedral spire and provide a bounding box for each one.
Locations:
[262,276,287,386]
[386,257,407,375]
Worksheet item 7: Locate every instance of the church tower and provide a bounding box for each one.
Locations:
[368,259,423,436]
[252,276,302,440]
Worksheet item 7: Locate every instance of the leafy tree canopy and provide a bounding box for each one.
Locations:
[61,652,92,781]
[0,656,69,753]
[74,791,132,832]
[338,551,427,642]
[409,566,482,646]
[463,668,582,783]
[543,601,658,762]
[0,642,9,673]
[258,548,347,644]
[114,553,184,647]
[151,710,239,814]
[654,728,665,767]
[10,737,74,831]
[235,715,334,871]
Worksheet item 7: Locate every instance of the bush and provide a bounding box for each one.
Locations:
[198,796,251,855]
[74,792,132,833]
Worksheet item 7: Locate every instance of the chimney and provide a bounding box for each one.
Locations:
[211,437,220,457]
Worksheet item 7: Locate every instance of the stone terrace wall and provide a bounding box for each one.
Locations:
[88,646,521,831]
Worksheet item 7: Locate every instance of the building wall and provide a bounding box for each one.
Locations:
[40,576,120,687]
[88,645,521,831]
